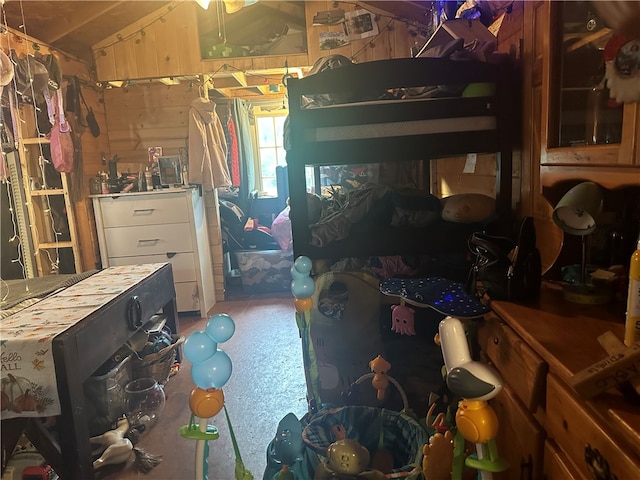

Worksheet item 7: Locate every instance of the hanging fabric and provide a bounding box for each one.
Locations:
[187,97,231,190]
[47,90,74,173]
[230,98,255,213]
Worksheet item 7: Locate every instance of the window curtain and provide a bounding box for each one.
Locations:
[231,98,255,214]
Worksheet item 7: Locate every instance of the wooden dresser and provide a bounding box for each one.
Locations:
[477,284,640,480]
[92,188,215,315]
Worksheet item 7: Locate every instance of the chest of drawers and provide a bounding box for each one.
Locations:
[477,285,640,480]
[92,188,215,315]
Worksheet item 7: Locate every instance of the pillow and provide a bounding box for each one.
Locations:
[441,193,496,223]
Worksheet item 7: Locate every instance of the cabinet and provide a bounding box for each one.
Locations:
[10,103,81,276]
[477,285,640,479]
[92,188,215,315]
[539,0,640,188]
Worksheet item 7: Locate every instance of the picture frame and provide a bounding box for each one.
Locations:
[157,155,182,186]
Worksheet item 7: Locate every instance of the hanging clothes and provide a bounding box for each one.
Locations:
[227,115,240,186]
[188,97,231,190]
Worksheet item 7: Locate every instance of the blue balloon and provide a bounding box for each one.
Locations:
[183,330,217,364]
[191,349,233,389]
[290,263,306,280]
[291,276,315,299]
[294,256,312,275]
[205,313,235,343]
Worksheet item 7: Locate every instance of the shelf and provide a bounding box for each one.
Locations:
[563,27,611,52]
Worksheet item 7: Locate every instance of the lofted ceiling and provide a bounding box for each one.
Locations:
[0,0,434,98]
[1,1,434,61]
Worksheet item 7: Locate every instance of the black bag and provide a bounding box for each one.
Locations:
[467,216,542,301]
[79,87,100,137]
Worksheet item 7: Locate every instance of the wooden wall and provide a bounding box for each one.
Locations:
[2,26,107,273]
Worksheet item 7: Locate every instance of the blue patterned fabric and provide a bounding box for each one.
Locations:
[380,277,489,318]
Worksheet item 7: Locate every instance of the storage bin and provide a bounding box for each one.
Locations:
[83,355,131,436]
[234,249,293,293]
[130,335,184,385]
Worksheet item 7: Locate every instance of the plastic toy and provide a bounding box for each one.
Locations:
[390,302,416,336]
[314,439,387,480]
[180,313,253,480]
[380,277,489,319]
[436,316,508,480]
[90,417,161,472]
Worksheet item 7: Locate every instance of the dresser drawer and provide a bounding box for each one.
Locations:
[175,281,200,313]
[478,315,547,412]
[103,224,194,257]
[491,384,545,480]
[543,440,586,480]
[546,374,640,480]
[98,192,190,227]
[108,253,196,283]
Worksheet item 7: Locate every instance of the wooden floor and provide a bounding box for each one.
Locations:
[98,290,308,480]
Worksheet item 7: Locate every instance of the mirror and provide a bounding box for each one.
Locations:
[197,1,307,59]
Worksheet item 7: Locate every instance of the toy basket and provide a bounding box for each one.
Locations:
[131,335,184,385]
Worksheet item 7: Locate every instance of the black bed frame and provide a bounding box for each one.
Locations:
[286,56,516,261]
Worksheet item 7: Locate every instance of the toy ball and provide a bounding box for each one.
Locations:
[327,439,370,475]
[205,313,235,343]
[183,330,217,364]
[291,276,315,299]
[294,297,313,313]
[293,256,312,275]
[189,387,225,418]
[191,348,233,390]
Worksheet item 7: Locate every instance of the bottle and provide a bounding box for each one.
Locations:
[144,168,153,191]
[624,234,640,347]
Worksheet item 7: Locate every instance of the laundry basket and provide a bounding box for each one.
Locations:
[131,335,184,385]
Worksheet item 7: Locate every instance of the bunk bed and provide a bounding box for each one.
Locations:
[285,56,516,262]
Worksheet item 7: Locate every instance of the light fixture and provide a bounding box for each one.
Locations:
[222,0,258,14]
[195,0,211,9]
[552,181,606,303]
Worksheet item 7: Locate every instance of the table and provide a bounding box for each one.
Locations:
[1,263,179,479]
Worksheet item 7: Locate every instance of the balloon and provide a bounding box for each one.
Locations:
[290,263,306,280]
[183,330,217,364]
[191,349,233,390]
[294,297,313,313]
[293,256,312,275]
[189,387,225,418]
[205,313,235,343]
[291,276,315,299]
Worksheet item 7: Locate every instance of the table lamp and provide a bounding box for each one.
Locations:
[552,181,605,303]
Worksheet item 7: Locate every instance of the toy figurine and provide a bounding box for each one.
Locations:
[314,439,387,480]
[437,316,508,480]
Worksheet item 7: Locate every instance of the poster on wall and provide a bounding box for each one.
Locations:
[343,9,378,41]
[319,31,350,50]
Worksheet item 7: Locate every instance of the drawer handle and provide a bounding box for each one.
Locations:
[166,252,176,258]
[584,444,615,480]
[133,208,155,215]
[127,295,143,331]
[137,239,160,246]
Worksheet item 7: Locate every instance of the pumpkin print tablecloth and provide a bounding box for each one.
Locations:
[1,263,167,419]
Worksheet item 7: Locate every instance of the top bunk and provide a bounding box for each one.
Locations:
[285,56,517,261]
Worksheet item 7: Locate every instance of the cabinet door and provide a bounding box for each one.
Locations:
[540,0,640,188]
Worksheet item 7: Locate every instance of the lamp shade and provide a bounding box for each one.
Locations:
[552,182,603,236]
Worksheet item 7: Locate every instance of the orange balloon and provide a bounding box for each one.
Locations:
[189,387,225,418]
[294,297,313,312]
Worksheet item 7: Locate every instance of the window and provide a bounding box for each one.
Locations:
[256,114,287,197]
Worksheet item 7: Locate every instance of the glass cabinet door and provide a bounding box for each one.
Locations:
[552,1,623,148]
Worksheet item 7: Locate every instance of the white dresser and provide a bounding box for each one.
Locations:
[92,188,215,315]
